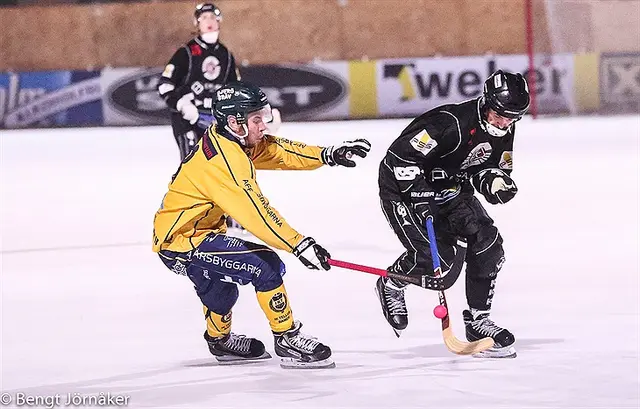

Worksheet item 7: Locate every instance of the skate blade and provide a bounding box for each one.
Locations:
[472,345,517,359]
[215,351,272,365]
[279,357,335,369]
[392,328,403,338]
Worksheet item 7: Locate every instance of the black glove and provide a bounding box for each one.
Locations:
[322,139,371,167]
[409,190,436,224]
[473,169,518,204]
[293,237,331,271]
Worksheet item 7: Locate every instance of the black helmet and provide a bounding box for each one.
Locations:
[194,3,222,21]
[483,70,530,119]
[213,81,270,128]
[479,70,530,136]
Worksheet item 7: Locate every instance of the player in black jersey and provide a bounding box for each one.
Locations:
[376,70,530,358]
[158,3,240,160]
[158,3,279,233]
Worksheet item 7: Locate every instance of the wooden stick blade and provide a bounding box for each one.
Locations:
[442,328,495,355]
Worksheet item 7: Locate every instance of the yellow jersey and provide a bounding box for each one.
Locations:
[152,127,325,254]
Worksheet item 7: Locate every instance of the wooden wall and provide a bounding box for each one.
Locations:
[0,0,637,71]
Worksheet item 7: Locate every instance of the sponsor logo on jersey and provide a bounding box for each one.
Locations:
[499,151,513,170]
[410,191,435,198]
[162,64,175,78]
[192,250,262,277]
[394,202,411,226]
[202,56,221,81]
[409,129,438,155]
[393,165,421,180]
[460,142,492,169]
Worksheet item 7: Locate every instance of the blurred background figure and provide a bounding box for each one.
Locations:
[157,2,249,233]
[157,2,240,161]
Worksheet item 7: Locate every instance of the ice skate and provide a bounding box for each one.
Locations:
[273,321,334,369]
[375,276,408,337]
[463,309,516,358]
[204,331,271,364]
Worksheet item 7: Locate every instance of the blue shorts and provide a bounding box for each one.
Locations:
[159,234,286,315]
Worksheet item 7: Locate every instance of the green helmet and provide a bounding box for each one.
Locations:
[212,81,270,128]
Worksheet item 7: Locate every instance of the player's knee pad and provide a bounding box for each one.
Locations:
[251,251,286,293]
[196,278,239,315]
[466,225,505,279]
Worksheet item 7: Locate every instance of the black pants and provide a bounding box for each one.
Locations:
[380,189,505,311]
[170,113,208,161]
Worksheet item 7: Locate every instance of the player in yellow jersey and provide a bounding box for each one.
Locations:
[152,81,371,368]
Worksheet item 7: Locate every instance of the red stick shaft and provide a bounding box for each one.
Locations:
[328,258,388,277]
[525,0,538,118]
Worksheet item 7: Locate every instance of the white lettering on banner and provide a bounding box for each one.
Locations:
[0,73,46,126]
[135,76,166,111]
[376,54,575,116]
[262,86,323,107]
[3,77,102,128]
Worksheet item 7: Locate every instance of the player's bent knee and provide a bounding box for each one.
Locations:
[251,251,287,293]
[198,279,239,315]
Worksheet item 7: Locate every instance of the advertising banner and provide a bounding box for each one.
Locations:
[0,71,102,128]
[374,54,575,118]
[599,52,640,113]
[2,52,624,129]
[101,67,169,126]
[240,62,349,121]
[100,62,350,126]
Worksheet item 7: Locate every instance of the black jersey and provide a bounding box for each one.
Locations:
[158,36,240,113]
[379,98,515,204]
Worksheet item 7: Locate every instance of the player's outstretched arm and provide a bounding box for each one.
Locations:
[251,136,370,171]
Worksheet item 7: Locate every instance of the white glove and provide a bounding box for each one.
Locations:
[176,94,199,125]
[266,108,282,134]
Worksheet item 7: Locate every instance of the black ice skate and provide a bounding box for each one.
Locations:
[375,276,408,337]
[273,321,334,369]
[463,309,516,358]
[204,331,272,364]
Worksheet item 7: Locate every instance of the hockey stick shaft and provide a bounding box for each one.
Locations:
[327,259,426,287]
[425,216,451,330]
[425,216,495,355]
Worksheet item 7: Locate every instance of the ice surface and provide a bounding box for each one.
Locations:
[1,116,639,408]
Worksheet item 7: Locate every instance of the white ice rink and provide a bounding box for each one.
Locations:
[1,115,639,408]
